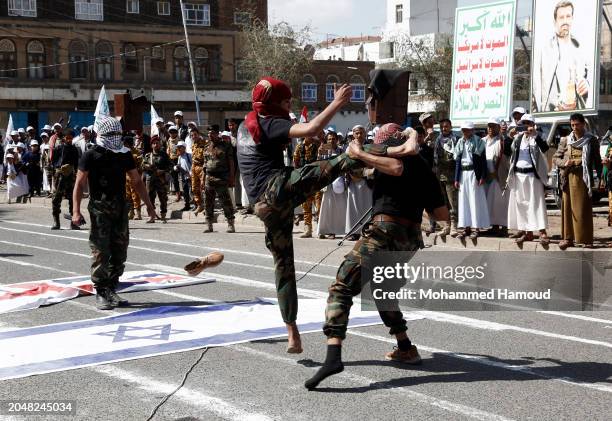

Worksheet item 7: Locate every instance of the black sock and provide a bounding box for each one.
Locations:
[397,337,412,351]
[304,344,344,390]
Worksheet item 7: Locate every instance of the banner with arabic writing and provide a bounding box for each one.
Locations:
[450,1,516,123]
[531,0,601,117]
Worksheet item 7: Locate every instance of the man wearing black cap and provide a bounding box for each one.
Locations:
[51,129,80,230]
[203,124,235,233]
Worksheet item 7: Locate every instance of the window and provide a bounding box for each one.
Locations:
[151,46,164,59]
[235,60,248,82]
[95,41,113,80]
[8,0,36,17]
[302,74,317,102]
[183,3,210,26]
[0,39,17,78]
[75,0,103,21]
[27,40,45,79]
[157,1,170,15]
[326,75,340,102]
[193,47,208,83]
[395,4,403,23]
[151,46,166,72]
[349,75,366,102]
[409,78,419,93]
[234,11,251,25]
[69,40,88,79]
[173,46,190,82]
[126,0,139,14]
[123,43,138,73]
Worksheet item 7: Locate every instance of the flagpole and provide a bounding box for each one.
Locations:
[179,0,202,126]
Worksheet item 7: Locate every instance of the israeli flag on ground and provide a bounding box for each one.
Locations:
[0,299,418,381]
[93,85,110,132]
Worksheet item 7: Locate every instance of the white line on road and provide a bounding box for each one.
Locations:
[230,344,514,421]
[91,365,274,421]
[2,220,340,268]
[4,237,612,352]
[347,330,612,394]
[537,311,612,324]
[0,256,78,275]
[0,226,336,281]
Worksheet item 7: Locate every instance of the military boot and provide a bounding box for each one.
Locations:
[227,221,235,233]
[203,222,213,233]
[450,220,459,238]
[51,214,60,230]
[300,225,313,238]
[134,208,142,220]
[95,287,114,310]
[161,213,167,224]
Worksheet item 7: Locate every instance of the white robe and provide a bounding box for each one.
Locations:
[458,148,490,229]
[6,163,29,200]
[484,137,509,226]
[345,178,372,233]
[316,184,348,236]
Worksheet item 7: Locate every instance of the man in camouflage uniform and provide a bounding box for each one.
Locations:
[305,124,448,390]
[292,136,320,238]
[124,136,143,220]
[190,127,208,215]
[51,129,80,230]
[143,136,172,223]
[203,124,235,233]
[433,118,459,236]
[73,116,157,310]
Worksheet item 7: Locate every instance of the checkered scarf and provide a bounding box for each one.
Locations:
[95,117,128,153]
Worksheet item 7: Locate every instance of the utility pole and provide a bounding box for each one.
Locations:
[179,0,202,126]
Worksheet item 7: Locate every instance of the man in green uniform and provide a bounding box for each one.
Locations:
[203,124,236,233]
[143,136,172,223]
[51,129,80,230]
[73,117,157,310]
[305,124,448,390]
[433,118,459,236]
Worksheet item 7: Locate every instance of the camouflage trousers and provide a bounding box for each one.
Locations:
[88,198,129,289]
[301,191,322,226]
[125,176,141,211]
[254,153,362,323]
[205,175,235,223]
[146,175,168,215]
[440,180,458,222]
[323,221,423,339]
[191,165,205,206]
[52,173,75,216]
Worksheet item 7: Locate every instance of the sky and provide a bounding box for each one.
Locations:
[268,0,386,42]
[268,0,532,42]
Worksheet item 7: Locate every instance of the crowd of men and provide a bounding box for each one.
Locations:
[2,106,612,249]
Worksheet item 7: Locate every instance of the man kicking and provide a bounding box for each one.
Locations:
[305,124,449,390]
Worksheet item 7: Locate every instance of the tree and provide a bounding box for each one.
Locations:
[237,15,314,92]
[392,33,454,115]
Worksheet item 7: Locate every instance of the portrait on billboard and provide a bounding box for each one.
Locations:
[531,0,601,116]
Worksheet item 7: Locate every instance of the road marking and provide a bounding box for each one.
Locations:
[537,311,612,324]
[230,344,513,421]
[348,330,612,394]
[0,226,336,281]
[4,237,612,351]
[91,365,274,421]
[1,220,340,268]
[0,256,78,275]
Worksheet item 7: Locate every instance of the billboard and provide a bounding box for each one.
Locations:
[531,0,602,116]
[450,1,517,122]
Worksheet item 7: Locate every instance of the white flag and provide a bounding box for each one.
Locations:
[93,85,110,132]
[3,113,14,147]
[150,104,160,137]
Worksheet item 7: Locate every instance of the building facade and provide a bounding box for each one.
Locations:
[0,0,266,131]
[297,59,375,131]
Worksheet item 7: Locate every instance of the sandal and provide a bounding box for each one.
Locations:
[539,234,550,246]
[184,252,225,276]
[558,240,574,251]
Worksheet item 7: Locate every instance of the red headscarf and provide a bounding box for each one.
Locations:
[374,123,402,144]
[245,77,292,143]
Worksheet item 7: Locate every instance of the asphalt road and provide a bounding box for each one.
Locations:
[0,201,611,421]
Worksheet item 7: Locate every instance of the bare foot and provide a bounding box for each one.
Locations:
[286,322,303,354]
